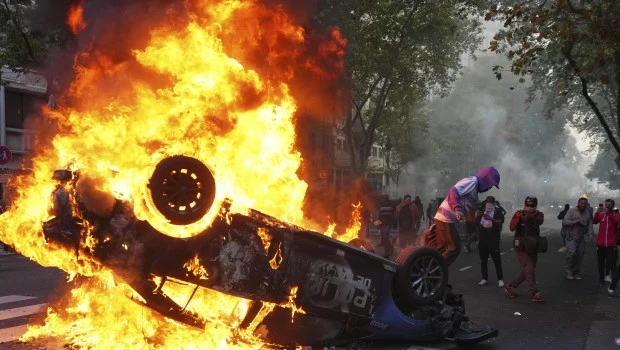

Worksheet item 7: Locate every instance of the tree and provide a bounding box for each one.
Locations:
[587,144,620,191]
[316,0,484,176]
[0,0,66,78]
[486,0,620,168]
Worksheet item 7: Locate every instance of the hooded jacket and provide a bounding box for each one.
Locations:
[593,211,620,246]
[435,166,500,224]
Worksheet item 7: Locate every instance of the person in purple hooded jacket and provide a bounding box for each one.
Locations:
[433,166,501,265]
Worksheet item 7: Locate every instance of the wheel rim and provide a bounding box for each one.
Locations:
[408,255,444,298]
[149,156,215,225]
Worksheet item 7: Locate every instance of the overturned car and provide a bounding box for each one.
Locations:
[43,155,497,347]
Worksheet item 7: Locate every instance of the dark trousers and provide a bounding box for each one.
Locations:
[379,224,394,258]
[398,228,417,248]
[597,246,618,280]
[479,239,503,280]
[509,250,538,292]
[611,260,620,290]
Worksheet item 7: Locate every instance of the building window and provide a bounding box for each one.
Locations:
[371,146,380,158]
[5,90,44,129]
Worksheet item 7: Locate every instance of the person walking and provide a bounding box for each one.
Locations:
[476,196,505,287]
[426,199,438,225]
[432,166,501,265]
[557,204,570,253]
[374,195,396,259]
[593,199,620,285]
[504,196,546,302]
[414,196,424,225]
[395,195,421,248]
[562,197,594,280]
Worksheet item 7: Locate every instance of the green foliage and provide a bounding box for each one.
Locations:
[587,144,620,190]
[0,0,67,74]
[486,0,620,167]
[316,0,485,176]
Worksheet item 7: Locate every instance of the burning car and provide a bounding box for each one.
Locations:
[42,155,497,347]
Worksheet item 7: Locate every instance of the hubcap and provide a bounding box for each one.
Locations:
[409,255,444,298]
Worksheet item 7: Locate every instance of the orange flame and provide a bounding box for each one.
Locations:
[0,0,348,347]
[67,1,87,34]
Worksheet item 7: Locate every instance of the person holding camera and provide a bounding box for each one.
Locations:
[562,197,594,280]
[504,196,546,302]
[593,199,620,285]
[475,196,505,287]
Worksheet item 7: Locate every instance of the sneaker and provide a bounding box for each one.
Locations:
[498,280,505,288]
[575,275,583,280]
[605,275,612,283]
[478,279,488,286]
[504,285,517,298]
[558,245,568,253]
[531,291,547,302]
[608,288,615,296]
[464,246,471,253]
[566,273,575,280]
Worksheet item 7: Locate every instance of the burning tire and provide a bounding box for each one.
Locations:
[394,246,448,307]
[147,155,216,225]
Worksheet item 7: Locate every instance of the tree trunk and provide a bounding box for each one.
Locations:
[565,50,620,170]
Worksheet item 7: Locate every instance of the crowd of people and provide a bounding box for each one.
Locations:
[369,165,620,303]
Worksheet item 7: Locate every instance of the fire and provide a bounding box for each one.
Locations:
[67,1,87,34]
[0,0,352,348]
[328,202,362,242]
[284,286,305,323]
[184,254,209,280]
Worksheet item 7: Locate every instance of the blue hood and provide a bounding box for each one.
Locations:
[476,166,500,192]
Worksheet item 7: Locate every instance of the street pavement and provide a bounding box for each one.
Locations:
[0,249,64,349]
[368,224,620,350]
[0,224,618,349]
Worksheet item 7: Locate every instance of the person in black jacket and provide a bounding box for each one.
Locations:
[504,196,546,302]
[374,195,395,259]
[557,204,570,252]
[476,196,505,287]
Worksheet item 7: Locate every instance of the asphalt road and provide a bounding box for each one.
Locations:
[0,224,618,349]
[368,224,620,350]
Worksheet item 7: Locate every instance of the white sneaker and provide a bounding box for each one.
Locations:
[498,280,505,287]
[558,245,568,253]
[608,288,615,296]
[478,279,488,286]
[605,275,612,283]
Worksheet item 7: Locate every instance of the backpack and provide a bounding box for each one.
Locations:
[399,204,414,230]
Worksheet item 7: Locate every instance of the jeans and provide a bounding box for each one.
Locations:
[565,236,585,275]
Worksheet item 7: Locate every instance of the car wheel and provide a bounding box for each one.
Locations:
[394,246,448,307]
[347,238,376,253]
[147,155,216,225]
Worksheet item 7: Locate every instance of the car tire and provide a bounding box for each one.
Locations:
[394,246,448,307]
[347,238,376,253]
[148,155,216,225]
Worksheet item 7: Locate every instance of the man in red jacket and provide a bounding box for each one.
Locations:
[593,199,620,285]
[504,196,546,302]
